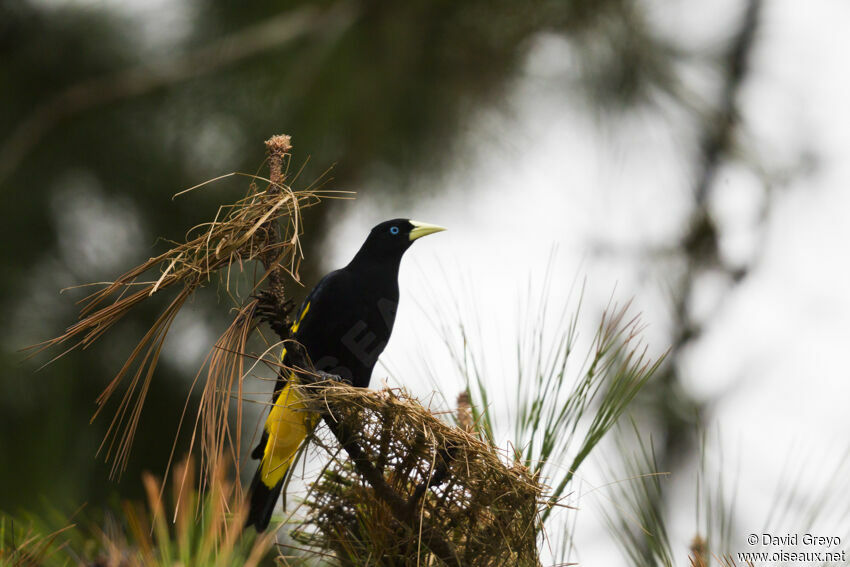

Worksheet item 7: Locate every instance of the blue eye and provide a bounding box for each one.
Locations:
[389,226,399,235]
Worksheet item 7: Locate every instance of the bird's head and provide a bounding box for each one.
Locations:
[351,218,446,266]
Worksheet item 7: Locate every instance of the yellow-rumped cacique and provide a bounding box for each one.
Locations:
[245,218,446,532]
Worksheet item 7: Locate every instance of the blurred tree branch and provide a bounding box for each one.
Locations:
[694,0,762,206]
[584,4,765,468]
[599,10,770,560]
[0,3,354,184]
[655,0,763,463]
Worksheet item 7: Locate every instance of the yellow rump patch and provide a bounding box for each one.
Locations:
[260,301,316,488]
[260,377,319,488]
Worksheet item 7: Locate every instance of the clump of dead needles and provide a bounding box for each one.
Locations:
[30,135,337,481]
[290,383,543,567]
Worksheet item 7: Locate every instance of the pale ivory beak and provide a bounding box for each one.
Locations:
[408,220,447,241]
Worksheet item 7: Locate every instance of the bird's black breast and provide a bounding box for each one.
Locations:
[291,267,399,388]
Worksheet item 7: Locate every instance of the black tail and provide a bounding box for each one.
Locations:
[245,466,283,532]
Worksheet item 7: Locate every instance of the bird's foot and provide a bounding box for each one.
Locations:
[312,370,351,386]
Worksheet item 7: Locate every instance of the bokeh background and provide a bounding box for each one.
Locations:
[2,0,849,564]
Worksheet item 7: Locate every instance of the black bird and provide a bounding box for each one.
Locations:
[245,218,445,532]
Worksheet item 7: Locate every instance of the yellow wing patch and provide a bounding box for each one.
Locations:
[290,301,310,334]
